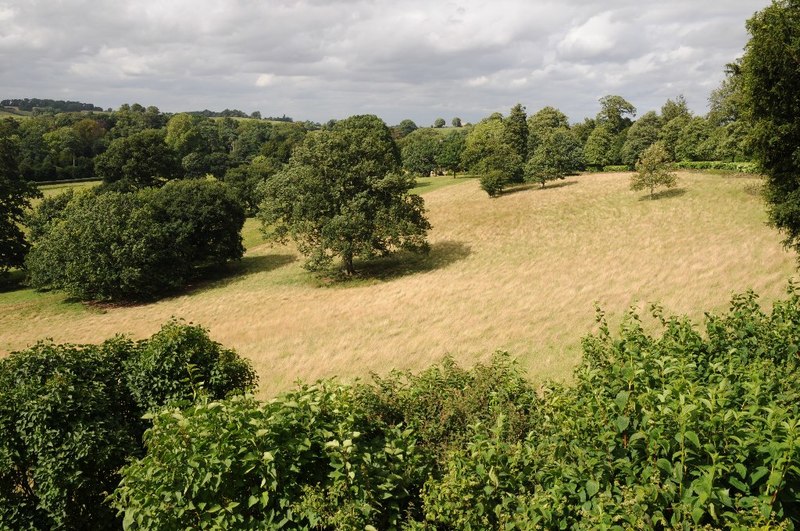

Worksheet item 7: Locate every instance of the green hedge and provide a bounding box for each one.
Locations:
[601,165,630,172]
[672,160,760,173]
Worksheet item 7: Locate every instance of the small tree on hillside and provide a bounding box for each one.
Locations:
[630,143,677,199]
[433,118,446,128]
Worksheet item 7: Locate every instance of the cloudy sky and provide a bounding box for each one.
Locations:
[0,0,769,125]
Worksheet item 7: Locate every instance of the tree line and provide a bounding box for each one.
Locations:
[1,98,103,113]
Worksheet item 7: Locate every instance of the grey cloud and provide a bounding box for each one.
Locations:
[0,0,771,124]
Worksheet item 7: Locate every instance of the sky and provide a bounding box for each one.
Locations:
[0,0,770,125]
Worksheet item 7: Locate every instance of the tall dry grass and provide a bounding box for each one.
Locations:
[1,172,795,397]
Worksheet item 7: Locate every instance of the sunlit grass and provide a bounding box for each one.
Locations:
[2,171,796,398]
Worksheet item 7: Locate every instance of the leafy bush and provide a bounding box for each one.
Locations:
[110,290,800,528]
[0,338,140,530]
[113,383,428,530]
[358,353,539,463]
[0,321,255,530]
[125,320,258,411]
[26,180,245,301]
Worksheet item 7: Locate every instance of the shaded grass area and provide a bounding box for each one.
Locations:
[1,171,796,398]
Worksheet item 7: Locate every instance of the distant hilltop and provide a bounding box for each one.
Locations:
[1,98,103,113]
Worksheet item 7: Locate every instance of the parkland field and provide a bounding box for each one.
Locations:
[1,171,795,397]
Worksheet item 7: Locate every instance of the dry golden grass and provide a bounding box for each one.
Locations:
[1,172,796,397]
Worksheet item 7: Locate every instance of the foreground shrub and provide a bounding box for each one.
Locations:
[423,289,800,529]
[357,353,539,463]
[0,338,140,530]
[113,383,429,530]
[125,320,258,411]
[25,179,245,301]
[0,321,255,530]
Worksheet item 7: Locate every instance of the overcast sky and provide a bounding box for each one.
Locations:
[0,0,769,125]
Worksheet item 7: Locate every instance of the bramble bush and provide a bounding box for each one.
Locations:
[0,321,256,530]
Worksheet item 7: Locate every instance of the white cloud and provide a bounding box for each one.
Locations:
[557,11,625,60]
[255,74,275,87]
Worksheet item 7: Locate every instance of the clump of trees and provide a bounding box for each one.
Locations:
[258,114,431,276]
[0,321,256,530]
[25,179,245,301]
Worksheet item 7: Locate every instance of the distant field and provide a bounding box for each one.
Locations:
[1,172,796,397]
[0,108,30,120]
[39,180,99,199]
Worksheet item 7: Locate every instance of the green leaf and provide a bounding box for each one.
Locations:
[684,430,700,448]
[729,477,748,492]
[585,479,600,498]
[615,415,630,432]
[656,458,673,475]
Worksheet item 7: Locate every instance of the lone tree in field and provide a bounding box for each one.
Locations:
[630,142,677,199]
[741,0,800,253]
[258,114,430,276]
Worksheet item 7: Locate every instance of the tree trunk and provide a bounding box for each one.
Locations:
[343,252,355,276]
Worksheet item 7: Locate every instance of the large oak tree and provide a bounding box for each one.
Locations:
[258,115,430,276]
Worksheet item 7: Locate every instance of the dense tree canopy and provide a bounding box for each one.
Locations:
[26,180,245,300]
[258,114,430,276]
[583,125,617,169]
[741,0,800,253]
[597,95,637,133]
[435,129,467,177]
[400,128,441,176]
[94,129,180,189]
[0,130,40,275]
[527,106,570,155]
[463,115,522,195]
[620,111,662,167]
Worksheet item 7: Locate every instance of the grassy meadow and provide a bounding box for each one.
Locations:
[1,172,796,397]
